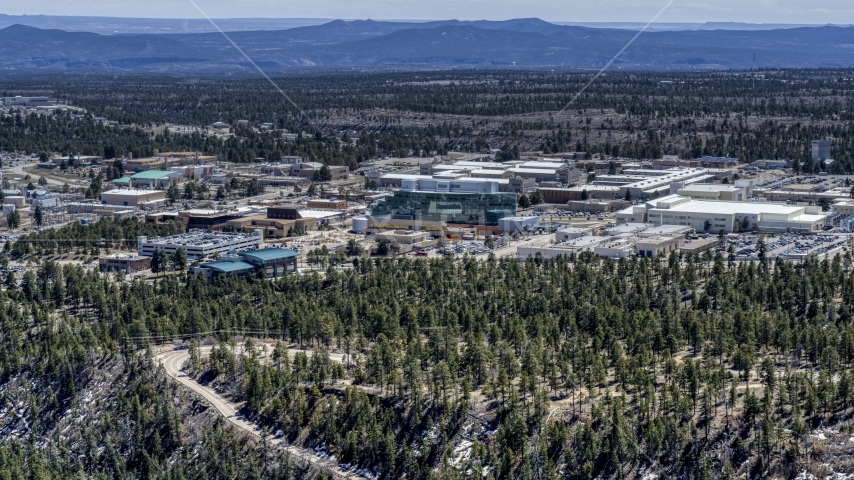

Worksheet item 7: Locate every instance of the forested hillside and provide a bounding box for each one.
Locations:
[3,237,854,478]
[4,70,854,171]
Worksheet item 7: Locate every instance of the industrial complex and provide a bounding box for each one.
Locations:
[1,131,850,274]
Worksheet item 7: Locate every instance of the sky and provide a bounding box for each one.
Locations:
[3,0,854,24]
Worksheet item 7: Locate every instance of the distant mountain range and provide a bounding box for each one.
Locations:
[0,14,845,35]
[1,18,853,73]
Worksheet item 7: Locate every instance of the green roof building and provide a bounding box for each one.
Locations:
[195,261,257,278]
[130,170,179,188]
[112,176,131,186]
[191,247,299,281]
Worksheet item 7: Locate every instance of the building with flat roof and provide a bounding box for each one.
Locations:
[537,186,622,203]
[501,177,537,194]
[225,214,300,238]
[373,230,432,245]
[680,237,720,254]
[193,261,257,279]
[100,189,166,207]
[635,236,684,258]
[611,168,715,199]
[638,225,695,237]
[112,176,131,188]
[593,238,636,258]
[498,216,541,233]
[676,184,748,201]
[266,207,320,230]
[698,156,738,168]
[367,179,516,233]
[241,248,299,276]
[518,236,610,259]
[191,247,299,280]
[832,199,854,216]
[138,230,263,260]
[507,167,557,183]
[129,170,181,188]
[373,173,434,188]
[174,209,247,230]
[99,254,151,273]
[615,194,828,233]
[307,199,347,209]
[652,157,701,170]
[290,163,349,181]
[2,96,54,107]
[469,169,513,179]
[555,226,594,242]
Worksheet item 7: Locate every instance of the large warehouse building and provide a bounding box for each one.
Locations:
[100,189,166,207]
[615,195,828,233]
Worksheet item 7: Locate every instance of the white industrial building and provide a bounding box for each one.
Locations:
[2,96,54,107]
[555,226,595,242]
[400,177,503,194]
[138,230,264,260]
[615,194,828,233]
[675,184,747,201]
[498,216,541,233]
[517,236,610,259]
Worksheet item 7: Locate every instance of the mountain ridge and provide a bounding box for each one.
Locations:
[1,20,853,72]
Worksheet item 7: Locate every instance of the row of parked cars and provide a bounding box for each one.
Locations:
[730,233,849,258]
[534,211,605,220]
[781,234,846,256]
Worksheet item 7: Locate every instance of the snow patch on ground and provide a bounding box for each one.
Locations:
[448,439,473,467]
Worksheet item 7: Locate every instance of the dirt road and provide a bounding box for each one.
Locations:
[155,346,365,479]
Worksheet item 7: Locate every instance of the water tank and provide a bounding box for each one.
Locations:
[351,216,368,234]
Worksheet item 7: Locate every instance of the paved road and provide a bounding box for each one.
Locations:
[1,161,67,186]
[155,347,364,479]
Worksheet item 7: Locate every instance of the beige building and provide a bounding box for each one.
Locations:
[635,236,684,258]
[676,184,748,201]
[653,156,701,170]
[3,196,25,207]
[832,200,854,216]
[225,215,299,238]
[126,152,215,172]
[100,189,166,207]
[307,199,347,209]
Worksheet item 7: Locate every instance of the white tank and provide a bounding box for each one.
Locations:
[351,216,368,234]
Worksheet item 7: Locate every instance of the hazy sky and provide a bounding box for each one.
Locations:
[3,0,854,24]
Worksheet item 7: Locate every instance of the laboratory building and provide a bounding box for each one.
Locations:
[616,195,828,233]
[366,178,517,234]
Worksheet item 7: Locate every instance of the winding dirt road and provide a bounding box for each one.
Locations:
[155,346,365,479]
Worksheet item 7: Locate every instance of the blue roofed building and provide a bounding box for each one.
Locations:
[191,247,299,280]
[192,261,257,279]
[241,248,299,276]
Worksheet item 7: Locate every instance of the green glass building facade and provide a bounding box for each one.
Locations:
[368,190,517,226]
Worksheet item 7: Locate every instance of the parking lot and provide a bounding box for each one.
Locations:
[728,233,850,260]
[407,239,507,258]
[756,174,852,192]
